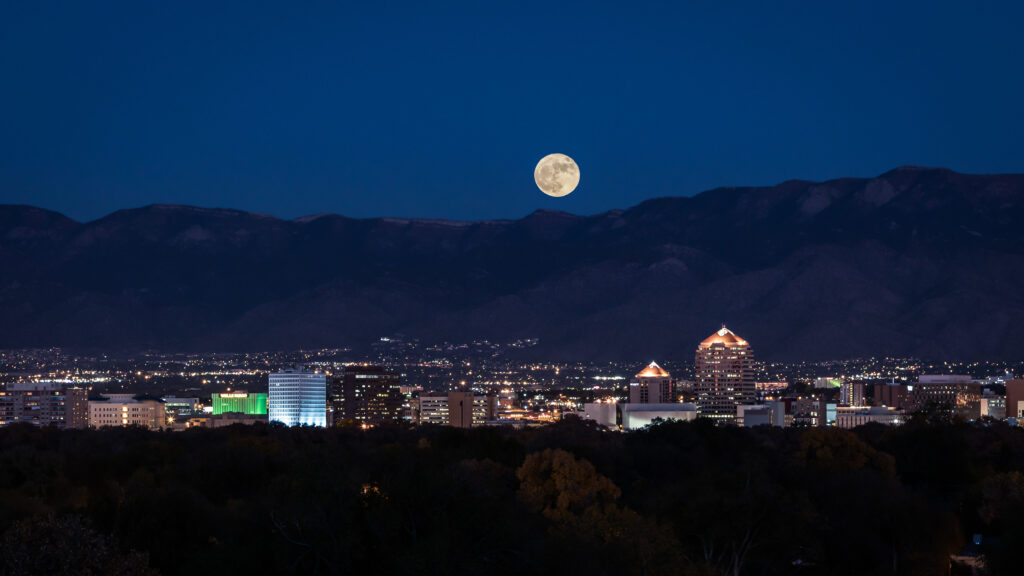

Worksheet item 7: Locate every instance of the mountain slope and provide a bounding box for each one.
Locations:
[3,166,1024,360]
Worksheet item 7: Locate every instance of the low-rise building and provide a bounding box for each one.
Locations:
[162,396,202,419]
[417,394,450,426]
[620,402,696,430]
[874,383,911,409]
[582,402,618,429]
[739,401,787,427]
[89,394,166,430]
[415,391,496,428]
[212,392,268,415]
[581,401,697,430]
[180,413,268,429]
[1005,379,1024,420]
[979,395,1006,420]
[814,377,842,389]
[835,406,904,429]
[912,374,979,411]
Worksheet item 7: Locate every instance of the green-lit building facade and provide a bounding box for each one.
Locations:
[212,392,268,415]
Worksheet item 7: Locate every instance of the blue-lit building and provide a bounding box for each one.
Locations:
[268,368,327,427]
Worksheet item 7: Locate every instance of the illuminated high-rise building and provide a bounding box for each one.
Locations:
[331,365,403,425]
[694,325,755,423]
[629,362,673,404]
[839,380,866,407]
[269,368,327,427]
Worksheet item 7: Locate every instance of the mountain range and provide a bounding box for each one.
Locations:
[3,166,1024,361]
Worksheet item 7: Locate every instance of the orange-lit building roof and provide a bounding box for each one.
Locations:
[699,325,749,349]
[635,361,670,379]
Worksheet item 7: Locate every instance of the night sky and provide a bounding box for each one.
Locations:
[2,1,1022,222]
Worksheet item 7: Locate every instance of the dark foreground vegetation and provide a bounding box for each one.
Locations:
[1,417,1023,575]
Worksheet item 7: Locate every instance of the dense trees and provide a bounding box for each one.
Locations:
[1,515,157,576]
[0,418,1019,575]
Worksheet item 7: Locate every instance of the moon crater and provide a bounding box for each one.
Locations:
[534,153,580,197]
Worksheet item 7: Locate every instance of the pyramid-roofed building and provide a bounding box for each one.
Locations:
[699,325,749,349]
[631,361,673,404]
[694,325,755,423]
[635,361,671,379]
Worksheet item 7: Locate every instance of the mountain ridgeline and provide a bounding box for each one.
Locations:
[3,166,1024,360]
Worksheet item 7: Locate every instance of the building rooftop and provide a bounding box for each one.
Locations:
[918,374,973,384]
[699,325,749,349]
[635,361,670,379]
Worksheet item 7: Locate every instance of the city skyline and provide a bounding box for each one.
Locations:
[2,1,1022,573]
[4,327,1020,432]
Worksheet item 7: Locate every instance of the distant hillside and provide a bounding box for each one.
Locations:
[3,166,1024,360]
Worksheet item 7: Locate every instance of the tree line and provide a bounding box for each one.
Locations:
[0,416,1022,575]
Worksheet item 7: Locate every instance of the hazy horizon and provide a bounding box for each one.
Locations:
[6,163,1021,223]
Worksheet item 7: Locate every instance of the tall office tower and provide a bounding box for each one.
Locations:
[629,362,673,404]
[0,382,89,428]
[88,394,166,430]
[268,368,327,427]
[331,365,403,425]
[839,380,866,407]
[694,325,755,423]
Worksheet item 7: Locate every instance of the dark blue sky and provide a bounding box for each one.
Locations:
[2,1,1022,222]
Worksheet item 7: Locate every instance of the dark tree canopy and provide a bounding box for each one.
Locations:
[0,419,1019,575]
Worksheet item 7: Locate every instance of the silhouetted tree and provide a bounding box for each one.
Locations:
[0,514,158,576]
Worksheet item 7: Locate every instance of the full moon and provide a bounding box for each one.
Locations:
[534,153,580,197]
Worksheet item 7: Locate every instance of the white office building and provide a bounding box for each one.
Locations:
[416,394,450,426]
[620,402,697,430]
[739,402,788,427]
[269,368,327,427]
[414,392,496,428]
[89,394,166,430]
[583,402,618,429]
